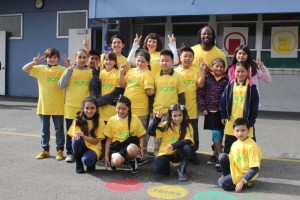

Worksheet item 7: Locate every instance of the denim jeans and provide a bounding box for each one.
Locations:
[65,118,73,154]
[218,153,235,191]
[72,138,97,167]
[39,115,64,151]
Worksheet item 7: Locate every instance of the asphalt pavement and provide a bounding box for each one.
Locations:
[0,96,299,200]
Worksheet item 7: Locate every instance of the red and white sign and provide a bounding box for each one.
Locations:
[223,27,248,56]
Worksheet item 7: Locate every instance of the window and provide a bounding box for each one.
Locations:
[57,10,87,38]
[173,24,206,48]
[0,14,22,39]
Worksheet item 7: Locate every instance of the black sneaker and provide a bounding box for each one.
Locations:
[136,157,149,166]
[110,162,117,171]
[75,161,84,174]
[129,159,138,173]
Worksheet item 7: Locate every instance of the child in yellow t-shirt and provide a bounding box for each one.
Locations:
[104,95,145,173]
[220,61,259,154]
[120,50,154,164]
[148,104,194,181]
[59,49,92,162]
[218,118,262,192]
[68,97,105,173]
[175,46,201,164]
[22,48,66,160]
[151,49,185,156]
[99,52,121,122]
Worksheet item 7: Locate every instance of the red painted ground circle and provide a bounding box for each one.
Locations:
[105,179,144,192]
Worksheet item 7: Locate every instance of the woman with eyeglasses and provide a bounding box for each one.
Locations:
[147,104,194,181]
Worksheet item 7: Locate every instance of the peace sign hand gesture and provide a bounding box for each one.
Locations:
[168,34,176,44]
[200,58,208,72]
[255,58,265,69]
[83,35,90,50]
[32,53,43,64]
[133,34,142,45]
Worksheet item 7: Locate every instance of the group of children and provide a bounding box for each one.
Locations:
[22,28,271,192]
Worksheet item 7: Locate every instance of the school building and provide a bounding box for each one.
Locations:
[0,0,299,112]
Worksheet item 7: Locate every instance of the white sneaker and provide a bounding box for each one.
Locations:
[65,154,74,163]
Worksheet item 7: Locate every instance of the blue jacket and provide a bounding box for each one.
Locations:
[220,80,259,126]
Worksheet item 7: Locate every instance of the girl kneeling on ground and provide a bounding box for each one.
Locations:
[148,104,194,181]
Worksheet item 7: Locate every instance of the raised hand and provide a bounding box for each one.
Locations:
[133,34,142,45]
[83,35,90,50]
[168,34,176,44]
[200,58,208,72]
[255,58,264,69]
[33,53,43,64]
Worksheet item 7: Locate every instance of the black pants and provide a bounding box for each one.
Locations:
[151,145,191,175]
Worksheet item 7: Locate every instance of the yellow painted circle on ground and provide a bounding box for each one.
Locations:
[147,185,188,199]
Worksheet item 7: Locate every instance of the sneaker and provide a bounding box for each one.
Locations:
[110,162,117,171]
[177,169,187,181]
[75,161,84,174]
[206,155,218,165]
[87,164,96,172]
[36,150,50,159]
[130,159,138,174]
[215,162,221,168]
[56,150,64,161]
[215,162,222,172]
[65,154,74,163]
[136,157,149,166]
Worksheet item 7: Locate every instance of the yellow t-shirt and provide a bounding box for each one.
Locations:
[191,45,227,71]
[99,68,120,121]
[155,122,194,157]
[153,71,185,114]
[225,80,254,137]
[29,65,65,115]
[104,115,146,143]
[64,68,92,119]
[149,51,161,76]
[67,119,106,158]
[124,68,154,116]
[100,54,131,74]
[229,137,262,184]
[174,66,199,119]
